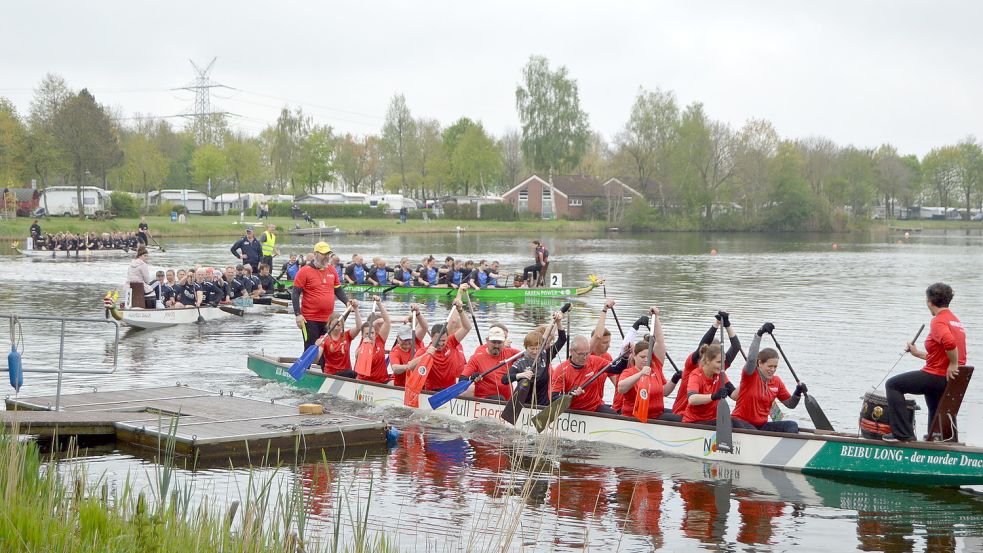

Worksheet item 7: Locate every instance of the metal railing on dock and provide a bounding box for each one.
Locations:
[4,314,120,410]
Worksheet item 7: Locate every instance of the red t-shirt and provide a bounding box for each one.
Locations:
[672,353,699,415]
[320,330,354,374]
[683,369,727,423]
[415,334,465,391]
[461,347,522,399]
[732,370,791,427]
[550,355,611,412]
[618,358,666,418]
[923,309,967,377]
[390,338,423,387]
[294,264,340,322]
[356,335,389,383]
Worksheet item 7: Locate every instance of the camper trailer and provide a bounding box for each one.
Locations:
[40,186,110,216]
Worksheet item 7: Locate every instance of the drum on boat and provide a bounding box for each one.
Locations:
[859,391,918,440]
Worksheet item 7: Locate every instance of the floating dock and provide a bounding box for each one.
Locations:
[2,385,387,462]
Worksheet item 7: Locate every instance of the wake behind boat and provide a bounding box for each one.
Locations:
[247,352,983,487]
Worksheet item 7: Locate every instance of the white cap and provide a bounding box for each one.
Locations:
[397,325,414,340]
[487,327,507,342]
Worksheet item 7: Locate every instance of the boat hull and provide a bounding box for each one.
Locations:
[17,247,141,259]
[247,353,983,487]
[115,306,234,329]
[274,282,598,301]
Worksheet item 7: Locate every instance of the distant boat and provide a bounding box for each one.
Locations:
[286,225,340,237]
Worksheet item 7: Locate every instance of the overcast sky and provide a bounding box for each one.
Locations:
[3,1,980,156]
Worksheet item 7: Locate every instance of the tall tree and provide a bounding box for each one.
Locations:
[956,138,983,219]
[412,118,448,198]
[515,55,590,174]
[51,89,122,219]
[224,132,263,202]
[0,98,29,185]
[873,144,914,219]
[190,143,226,194]
[112,133,167,209]
[674,103,735,221]
[921,146,961,212]
[614,87,679,198]
[732,119,779,217]
[268,107,310,193]
[335,133,373,193]
[499,129,523,189]
[26,74,72,198]
[293,125,334,195]
[381,94,415,195]
[449,124,500,195]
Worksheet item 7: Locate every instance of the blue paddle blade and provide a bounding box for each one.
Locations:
[288,345,320,381]
[427,379,472,410]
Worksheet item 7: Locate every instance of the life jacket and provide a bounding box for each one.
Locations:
[261,231,276,256]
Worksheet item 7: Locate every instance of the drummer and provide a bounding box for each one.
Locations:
[883,282,967,442]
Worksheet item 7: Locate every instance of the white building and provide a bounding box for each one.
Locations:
[367,193,418,213]
[148,189,210,214]
[296,193,368,206]
[41,186,110,216]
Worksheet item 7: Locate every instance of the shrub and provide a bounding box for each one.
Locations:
[109,192,139,218]
[268,202,382,218]
[156,202,187,216]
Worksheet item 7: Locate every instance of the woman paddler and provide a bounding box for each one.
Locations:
[670,311,742,416]
[731,322,805,433]
[353,296,392,384]
[616,307,683,422]
[682,342,737,426]
[314,299,362,377]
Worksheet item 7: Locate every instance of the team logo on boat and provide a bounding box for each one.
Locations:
[703,434,740,456]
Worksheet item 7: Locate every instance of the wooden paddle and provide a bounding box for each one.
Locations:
[218,305,244,317]
[532,354,624,433]
[501,302,571,425]
[715,322,734,453]
[403,309,456,408]
[149,234,166,252]
[428,351,524,409]
[632,327,658,423]
[465,291,482,344]
[875,324,926,389]
[770,333,834,431]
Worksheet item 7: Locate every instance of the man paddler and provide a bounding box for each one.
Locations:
[259,223,279,269]
[292,241,351,350]
[550,332,631,414]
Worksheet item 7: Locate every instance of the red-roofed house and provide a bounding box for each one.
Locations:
[502,175,646,219]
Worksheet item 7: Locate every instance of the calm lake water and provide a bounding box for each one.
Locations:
[2,229,983,552]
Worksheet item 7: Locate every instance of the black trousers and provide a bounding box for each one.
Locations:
[302,320,328,351]
[522,263,542,282]
[885,369,947,440]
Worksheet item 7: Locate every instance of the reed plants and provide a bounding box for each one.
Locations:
[0,425,399,553]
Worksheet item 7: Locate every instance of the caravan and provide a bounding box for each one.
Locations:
[40,186,110,216]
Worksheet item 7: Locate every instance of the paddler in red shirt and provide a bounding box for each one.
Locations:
[616,307,683,422]
[314,298,362,377]
[292,241,350,350]
[550,335,630,414]
[672,312,742,416]
[412,287,473,391]
[354,296,392,384]
[731,322,805,433]
[682,342,737,425]
[459,326,522,400]
[883,282,967,442]
[390,304,428,387]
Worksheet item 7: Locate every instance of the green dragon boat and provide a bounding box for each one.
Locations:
[274,277,602,302]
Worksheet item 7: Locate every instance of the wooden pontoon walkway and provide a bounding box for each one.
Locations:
[2,385,386,462]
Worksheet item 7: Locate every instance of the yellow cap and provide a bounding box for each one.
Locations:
[313,242,331,254]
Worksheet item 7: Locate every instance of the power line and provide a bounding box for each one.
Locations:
[174,58,233,144]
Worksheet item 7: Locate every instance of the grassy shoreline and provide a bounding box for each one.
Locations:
[0,215,602,240]
[2,215,981,241]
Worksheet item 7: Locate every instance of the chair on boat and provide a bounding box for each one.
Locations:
[535,261,550,287]
[927,365,973,442]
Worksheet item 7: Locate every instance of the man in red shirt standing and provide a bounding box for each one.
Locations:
[884,282,967,442]
[292,242,350,350]
[550,335,630,414]
[459,326,522,400]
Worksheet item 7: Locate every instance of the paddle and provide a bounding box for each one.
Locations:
[465,291,482,344]
[428,351,524,409]
[632,326,659,423]
[875,324,926,389]
[380,283,399,295]
[715,320,734,453]
[501,302,572,425]
[609,307,626,339]
[770,332,835,431]
[532,354,625,433]
[404,309,456,408]
[149,234,166,253]
[218,305,245,317]
[194,302,205,323]
[287,304,353,380]
[353,340,375,377]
